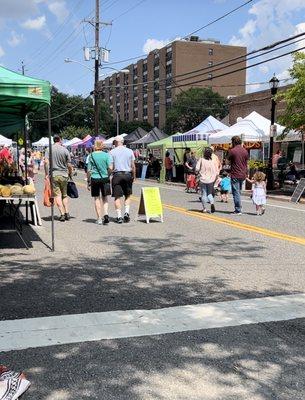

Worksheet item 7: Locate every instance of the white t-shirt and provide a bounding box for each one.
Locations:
[110,146,135,172]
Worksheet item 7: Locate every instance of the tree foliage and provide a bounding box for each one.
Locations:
[29,88,114,140]
[59,125,94,140]
[118,120,153,135]
[165,87,228,134]
[277,53,305,132]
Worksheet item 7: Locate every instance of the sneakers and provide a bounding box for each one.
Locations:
[202,208,207,213]
[124,213,130,223]
[103,215,109,225]
[96,218,103,225]
[116,217,123,224]
[211,204,215,213]
[232,211,242,215]
[59,214,65,222]
[65,213,71,221]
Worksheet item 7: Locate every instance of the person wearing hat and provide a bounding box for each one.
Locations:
[87,140,112,225]
[109,135,136,224]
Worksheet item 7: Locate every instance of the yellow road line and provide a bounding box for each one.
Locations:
[76,179,305,245]
[131,195,305,246]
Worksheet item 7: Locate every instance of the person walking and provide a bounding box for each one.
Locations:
[227,136,249,215]
[246,171,267,215]
[110,135,136,224]
[164,151,173,181]
[196,147,218,213]
[87,140,112,225]
[44,135,73,222]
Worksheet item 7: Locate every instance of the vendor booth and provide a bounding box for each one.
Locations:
[32,136,53,147]
[124,127,148,145]
[173,116,228,143]
[0,65,52,249]
[0,134,13,146]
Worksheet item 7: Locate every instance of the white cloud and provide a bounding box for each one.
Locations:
[48,1,69,23]
[143,38,169,54]
[0,46,5,58]
[7,30,24,47]
[259,65,269,74]
[21,15,46,30]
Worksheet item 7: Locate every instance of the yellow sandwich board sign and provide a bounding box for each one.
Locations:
[138,187,163,223]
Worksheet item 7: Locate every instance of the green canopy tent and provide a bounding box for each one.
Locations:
[0,66,54,250]
[148,136,208,182]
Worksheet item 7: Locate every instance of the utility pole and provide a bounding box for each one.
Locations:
[94,0,100,137]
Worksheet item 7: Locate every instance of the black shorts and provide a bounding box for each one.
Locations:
[221,189,229,194]
[112,172,133,198]
[91,178,111,197]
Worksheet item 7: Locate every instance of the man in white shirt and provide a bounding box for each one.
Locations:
[110,135,136,224]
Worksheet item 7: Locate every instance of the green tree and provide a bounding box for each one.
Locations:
[165,87,228,134]
[277,52,305,132]
[118,120,153,136]
[59,125,94,140]
[28,89,114,140]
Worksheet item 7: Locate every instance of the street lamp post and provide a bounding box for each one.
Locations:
[266,74,279,191]
[115,109,120,136]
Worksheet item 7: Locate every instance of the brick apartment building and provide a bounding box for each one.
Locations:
[99,37,247,129]
[228,85,289,126]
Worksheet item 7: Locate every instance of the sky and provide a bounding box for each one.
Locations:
[0,0,305,96]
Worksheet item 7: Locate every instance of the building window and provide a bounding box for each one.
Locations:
[208,61,213,67]
[166,46,172,53]
[143,74,147,83]
[209,48,213,55]
[143,108,148,117]
[143,96,147,105]
[208,73,213,80]
[154,69,159,80]
[166,88,171,99]
[166,64,172,75]
[166,77,171,87]
[154,117,159,127]
[143,62,147,73]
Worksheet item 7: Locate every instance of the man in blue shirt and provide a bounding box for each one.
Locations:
[110,135,136,224]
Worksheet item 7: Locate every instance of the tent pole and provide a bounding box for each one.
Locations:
[23,113,29,223]
[48,106,55,252]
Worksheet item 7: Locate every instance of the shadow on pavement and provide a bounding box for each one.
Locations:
[2,318,305,400]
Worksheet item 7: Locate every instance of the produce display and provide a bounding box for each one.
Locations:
[0,183,36,197]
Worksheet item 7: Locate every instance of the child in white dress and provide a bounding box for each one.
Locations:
[246,171,267,215]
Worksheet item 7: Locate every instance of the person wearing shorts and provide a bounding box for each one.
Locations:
[44,135,72,222]
[110,135,136,224]
[87,140,112,225]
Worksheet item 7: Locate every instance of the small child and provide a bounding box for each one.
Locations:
[247,171,267,215]
[219,172,231,203]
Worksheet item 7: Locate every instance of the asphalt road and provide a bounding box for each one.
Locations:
[1,173,305,399]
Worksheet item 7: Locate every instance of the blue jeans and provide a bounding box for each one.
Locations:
[231,178,244,212]
[200,182,214,209]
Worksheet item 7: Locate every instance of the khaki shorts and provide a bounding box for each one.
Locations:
[53,175,68,198]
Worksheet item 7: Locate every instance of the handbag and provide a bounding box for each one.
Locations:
[43,177,52,207]
[67,179,79,198]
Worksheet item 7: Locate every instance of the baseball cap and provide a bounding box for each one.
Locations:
[113,135,124,143]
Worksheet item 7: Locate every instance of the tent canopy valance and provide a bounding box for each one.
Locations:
[0,66,51,136]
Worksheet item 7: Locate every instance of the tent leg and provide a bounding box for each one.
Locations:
[48,106,55,252]
[24,114,29,223]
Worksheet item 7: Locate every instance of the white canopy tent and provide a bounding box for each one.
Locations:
[64,137,81,147]
[208,119,267,144]
[245,111,285,136]
[173,116,228,143]
[208,111,287,145]
[103,133,127,148]
[32,136,53,147]
[0,134,12,146]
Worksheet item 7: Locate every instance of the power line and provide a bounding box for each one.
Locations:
[30,93,91,122]
[112,0,148,21]
[103,0,254,67]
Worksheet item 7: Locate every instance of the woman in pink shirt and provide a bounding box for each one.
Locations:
[196,147,218,213]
